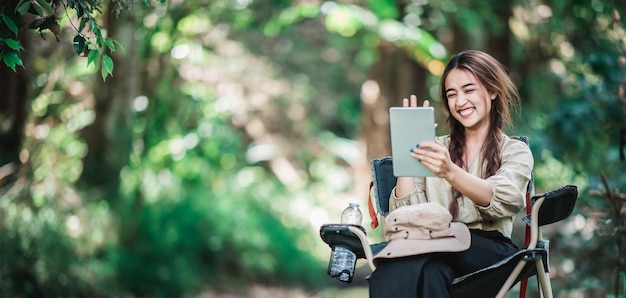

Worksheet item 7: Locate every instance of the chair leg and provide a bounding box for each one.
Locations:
[519,279,528,298]
[535,273,546,298]
[535,259,553,298]
[495,260,528,298]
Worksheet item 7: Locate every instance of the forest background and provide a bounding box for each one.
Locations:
[1,0,625,297]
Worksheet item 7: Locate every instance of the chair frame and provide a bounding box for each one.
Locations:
[498,195,551,297]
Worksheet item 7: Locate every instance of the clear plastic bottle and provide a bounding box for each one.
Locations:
[326,202,362,283]
[327,245,357,283]
[340,202,362,226]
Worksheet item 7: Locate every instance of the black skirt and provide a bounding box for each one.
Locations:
[368,229,518,298]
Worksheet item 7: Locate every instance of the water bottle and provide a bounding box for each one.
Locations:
[327,202,362,283]
[327,245,357,282]
[340,201,362,226]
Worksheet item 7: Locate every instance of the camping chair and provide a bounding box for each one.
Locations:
[320,137,578,298]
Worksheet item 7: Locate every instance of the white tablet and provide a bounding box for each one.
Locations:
[389,107,436,177]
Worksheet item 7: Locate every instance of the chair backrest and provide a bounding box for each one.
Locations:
[368,136,533,220]
[369,156,395,217]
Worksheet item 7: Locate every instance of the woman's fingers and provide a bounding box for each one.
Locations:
[410,141,450,176]
[410,152,440,175]
[421,99,438,128]
[402,95,432,108]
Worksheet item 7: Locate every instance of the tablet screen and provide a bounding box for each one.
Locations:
[389,107,436,177]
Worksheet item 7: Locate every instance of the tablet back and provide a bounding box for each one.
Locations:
[389,107,436,177]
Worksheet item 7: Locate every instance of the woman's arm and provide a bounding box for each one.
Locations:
[410,140,493,206]
[394,176,417,198]
[479,139,533,218]
[411,137,533,216]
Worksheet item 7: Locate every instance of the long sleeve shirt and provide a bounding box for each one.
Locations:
[388,134,534,238]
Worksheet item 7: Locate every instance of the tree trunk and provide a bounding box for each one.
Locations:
[354,40,426,221]
[0,1,31,185]
[0,66,28,171]
[486,1,513,70]
[79,4,140,192]
[361,41,427,162]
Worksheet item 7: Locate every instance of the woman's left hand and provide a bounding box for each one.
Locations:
[410,140,457,180]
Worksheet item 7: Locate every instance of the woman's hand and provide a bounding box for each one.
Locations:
[402,95,455,180]
[410,140,458,180]
[402,94,430,108]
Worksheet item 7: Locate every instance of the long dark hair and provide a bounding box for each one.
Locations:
[439,50,520,218]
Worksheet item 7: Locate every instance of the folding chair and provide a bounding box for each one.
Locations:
[320,137,578,298]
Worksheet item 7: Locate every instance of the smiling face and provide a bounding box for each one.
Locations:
[444,68,496,132]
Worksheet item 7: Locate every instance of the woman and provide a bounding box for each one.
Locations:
[368,50,534,297]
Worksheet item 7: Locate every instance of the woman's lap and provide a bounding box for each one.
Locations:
[368,229,518,297]
[369,255,453,298]
[445,229,518,276]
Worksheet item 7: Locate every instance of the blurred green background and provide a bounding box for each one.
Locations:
[1,0,625,297]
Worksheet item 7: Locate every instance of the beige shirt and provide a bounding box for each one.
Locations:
[389,135,534,238]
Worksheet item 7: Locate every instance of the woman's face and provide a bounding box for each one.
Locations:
[444,68,495,132]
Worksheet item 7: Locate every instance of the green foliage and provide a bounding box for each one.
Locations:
[0,90,107,296]
[3,0,626,297]
[1,13,18,34]
[0,10,24,71]
[0,207,86,297]
[510,2,626,296]
[0,44,24,71]
[365,0,397,20]
[0,0,133,80]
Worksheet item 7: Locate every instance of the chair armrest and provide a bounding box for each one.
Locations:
[319,224,367,258]
[523,184,578,227]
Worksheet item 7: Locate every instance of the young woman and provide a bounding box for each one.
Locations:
[368,50,534,297]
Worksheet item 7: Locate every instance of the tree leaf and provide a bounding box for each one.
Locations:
[87,49,99,66]
[112,39,125,54]
[2,52,17,72]
[102,54,114,78]
[76,4,84,17]
[13,54,24,67]
[35,0,54,14]
[1,15,19,35]
[96,36,104,48]
[31,4,43,17]
[16,0,31,15]
[104,38,115,52]
[79,17,88,32]
[102,54,114,72]
[4,39,22,51]
[100,64,107,81]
